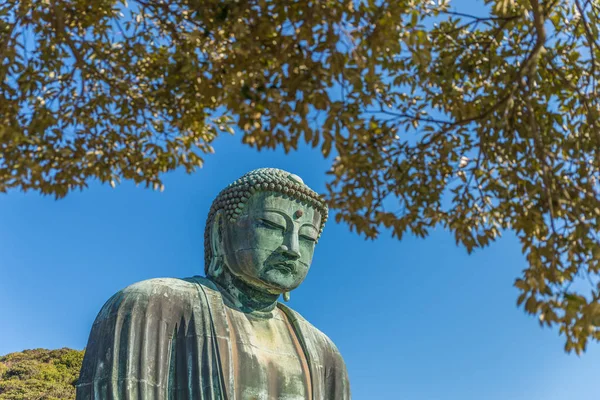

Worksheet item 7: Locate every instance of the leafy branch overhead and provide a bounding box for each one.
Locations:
[1,0,599,352]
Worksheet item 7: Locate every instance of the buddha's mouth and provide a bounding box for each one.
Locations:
[270,261,296,274]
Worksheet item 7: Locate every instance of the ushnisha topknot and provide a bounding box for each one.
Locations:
[204,168,329,271]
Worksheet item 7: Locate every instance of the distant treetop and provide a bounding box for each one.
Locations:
[0,348,84,400]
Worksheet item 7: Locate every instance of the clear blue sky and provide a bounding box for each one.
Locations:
[2,0,599,398]
[1,133,598,400]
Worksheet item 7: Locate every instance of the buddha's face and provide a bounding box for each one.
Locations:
[219,191,321,293]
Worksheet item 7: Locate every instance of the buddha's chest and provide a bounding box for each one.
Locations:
[225,308,311,400]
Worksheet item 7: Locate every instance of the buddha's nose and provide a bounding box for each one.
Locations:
[279,235,301,259]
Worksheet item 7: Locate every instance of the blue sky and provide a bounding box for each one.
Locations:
[1,132,599,400]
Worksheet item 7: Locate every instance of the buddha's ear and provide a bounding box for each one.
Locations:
[208,211,225,277]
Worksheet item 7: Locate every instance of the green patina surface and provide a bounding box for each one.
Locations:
[77,168,350,400]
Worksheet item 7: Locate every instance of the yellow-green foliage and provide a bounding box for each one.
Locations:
[2,0,600,353]
[0,348,84,400]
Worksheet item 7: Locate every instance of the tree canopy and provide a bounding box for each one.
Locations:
[1,0,599,353]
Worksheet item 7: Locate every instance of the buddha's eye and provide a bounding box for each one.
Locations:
[258,218,285,231]
[299,234,317,243]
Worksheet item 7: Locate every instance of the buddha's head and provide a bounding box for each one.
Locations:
[204,168,328,295]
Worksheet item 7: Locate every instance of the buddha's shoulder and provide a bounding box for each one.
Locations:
[97,276,214,320]
[119,276,209,298]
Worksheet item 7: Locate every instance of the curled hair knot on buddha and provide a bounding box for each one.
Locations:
[204,168,329,275]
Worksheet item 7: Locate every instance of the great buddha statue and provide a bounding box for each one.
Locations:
[76,168,351,400]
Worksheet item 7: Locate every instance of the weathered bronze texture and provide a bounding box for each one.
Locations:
[76,168,350,400]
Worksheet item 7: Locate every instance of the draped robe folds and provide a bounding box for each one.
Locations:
[76,276,351,400]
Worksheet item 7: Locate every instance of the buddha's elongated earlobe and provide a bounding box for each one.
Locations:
[208,212,224,278]
[283,292,291,302]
